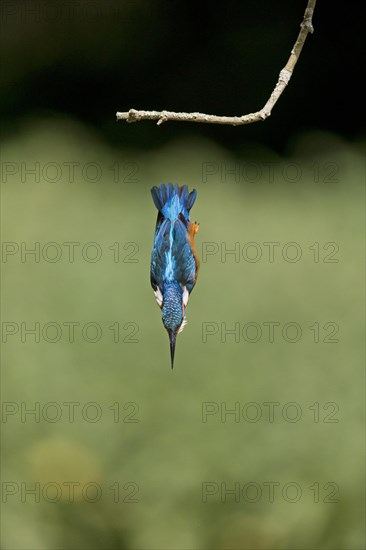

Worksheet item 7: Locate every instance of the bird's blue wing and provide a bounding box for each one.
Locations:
[150,217,171,290]
[172,217,197,293]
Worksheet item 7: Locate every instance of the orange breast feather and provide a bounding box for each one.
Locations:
[187,222,200,282]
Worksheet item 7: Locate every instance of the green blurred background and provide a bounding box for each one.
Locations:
[1,1,365,549]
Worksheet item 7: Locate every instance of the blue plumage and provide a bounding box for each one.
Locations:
[150,183,200,368]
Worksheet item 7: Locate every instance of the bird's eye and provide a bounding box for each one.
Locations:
[154,287,163,308]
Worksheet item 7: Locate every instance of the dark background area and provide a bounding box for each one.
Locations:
[1,0,364,150]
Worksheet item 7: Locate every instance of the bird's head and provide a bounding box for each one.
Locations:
[156,281,189,368]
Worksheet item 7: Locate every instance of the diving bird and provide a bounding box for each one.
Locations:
[150,183,200,369]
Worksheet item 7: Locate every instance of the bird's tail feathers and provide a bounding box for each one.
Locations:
[151,183,197,213]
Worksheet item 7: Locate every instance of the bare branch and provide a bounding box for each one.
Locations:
[116,0,316,127]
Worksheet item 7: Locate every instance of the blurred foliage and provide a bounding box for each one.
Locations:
[1,118,364,548]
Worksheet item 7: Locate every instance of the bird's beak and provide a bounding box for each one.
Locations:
[168,330,176,369]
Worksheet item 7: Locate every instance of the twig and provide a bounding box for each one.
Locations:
[116,0,316,127]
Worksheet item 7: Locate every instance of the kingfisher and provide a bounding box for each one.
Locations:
[150,183,200,369]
